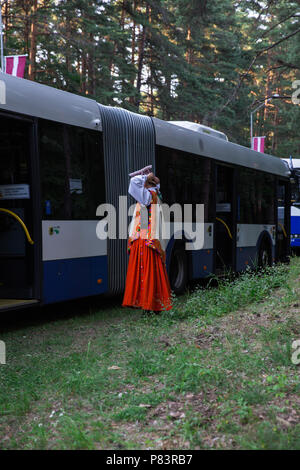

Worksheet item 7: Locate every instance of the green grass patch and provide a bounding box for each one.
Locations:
[1,258,300,449]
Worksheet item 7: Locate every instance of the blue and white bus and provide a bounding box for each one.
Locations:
[282,158,300,251]
[0,73,290,311]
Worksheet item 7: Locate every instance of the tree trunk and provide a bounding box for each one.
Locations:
[3,0,9,48]
[128,0,137,105]
[185,27,192,64]
[24,1,31,56]
[135,2,149,109]
[148,6,154,116]
[88,33,95,96]
[28,0,38,81]
[81,53,87,94]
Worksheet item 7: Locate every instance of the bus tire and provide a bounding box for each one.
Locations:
[169,245,188,294]
[258,239,272,268]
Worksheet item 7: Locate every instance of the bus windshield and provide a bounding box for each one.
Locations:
[291,169,300,205]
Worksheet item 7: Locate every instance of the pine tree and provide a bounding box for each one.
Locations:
[1,0,299,155]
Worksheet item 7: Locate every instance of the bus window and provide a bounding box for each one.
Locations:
[39,120,105,220]
[291,170,300,205]
[277,181,290,261]
[238,168,275,224]
[156,146,214,222]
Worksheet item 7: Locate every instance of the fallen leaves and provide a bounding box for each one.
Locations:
[169,411,186,419]
[276,416,292,428]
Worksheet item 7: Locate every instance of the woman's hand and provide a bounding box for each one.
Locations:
[145,173,160,188]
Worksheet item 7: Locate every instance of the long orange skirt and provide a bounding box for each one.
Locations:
[122,238,172,311]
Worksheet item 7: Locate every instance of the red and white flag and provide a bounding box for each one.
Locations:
[252,136,265,153]
[5,55,27,78]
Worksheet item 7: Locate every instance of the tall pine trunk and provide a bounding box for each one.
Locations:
[88,33,95,96]
[128,0,137,105]
[135,2,149,109]
[28,0,38,81]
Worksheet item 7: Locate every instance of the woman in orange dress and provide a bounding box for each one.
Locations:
[122,171,172,312]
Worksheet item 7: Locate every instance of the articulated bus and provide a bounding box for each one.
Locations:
[282,158,300,251]
[0,73,290,311]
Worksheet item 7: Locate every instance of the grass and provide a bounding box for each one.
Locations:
[0,258,300,449]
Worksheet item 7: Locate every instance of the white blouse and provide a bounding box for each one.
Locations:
[128,175,160,206]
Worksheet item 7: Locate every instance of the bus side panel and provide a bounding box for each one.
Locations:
[188,222,214,278]
[166,243,214,280]
[165,223,214,279]
[291,207,300,247]
[189,249,214,278]
[41,220,108,304]
[236,247,258,270]
[43,256,108,304]
[236,224,275,271]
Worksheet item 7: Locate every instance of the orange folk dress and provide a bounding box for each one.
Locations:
[122,188,172,312]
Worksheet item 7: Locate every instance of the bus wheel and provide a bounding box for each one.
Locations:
[169,245,188,294]
[258,240,272,268]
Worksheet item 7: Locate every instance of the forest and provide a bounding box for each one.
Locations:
[1,0,300,155]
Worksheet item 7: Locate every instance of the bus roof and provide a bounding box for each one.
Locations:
[282,158,300,169]
[153,118,290,178]
[167,121,228,141]
[0,73,290,178]
[0,72,102,131]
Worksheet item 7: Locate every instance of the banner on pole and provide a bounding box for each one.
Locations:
[251,136,265,153]
[5,55,27,78]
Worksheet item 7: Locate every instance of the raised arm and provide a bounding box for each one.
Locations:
[128,175,152,206]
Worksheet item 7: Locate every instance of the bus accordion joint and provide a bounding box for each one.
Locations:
[216,217,233,239]
[278,222,287,238]
[0,208,34,245]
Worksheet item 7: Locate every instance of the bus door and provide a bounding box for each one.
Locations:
[215,164,236,273]
[0,114,40,308]
[277,180,290,261]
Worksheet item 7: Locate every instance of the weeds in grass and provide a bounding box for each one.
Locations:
[57,416,95,450]
[113,405,148,422]
[238,422,300,450]
[1,260,299,450]
[169,265,290,320]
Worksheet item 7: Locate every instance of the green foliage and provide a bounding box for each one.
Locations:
[239,422,300,450]
[172,264,289,320]
[1,0,299,152]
